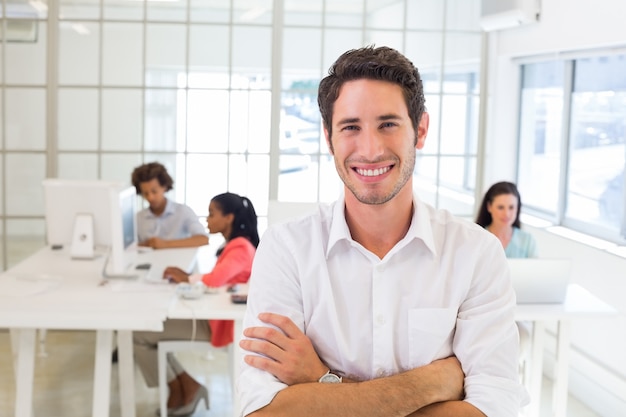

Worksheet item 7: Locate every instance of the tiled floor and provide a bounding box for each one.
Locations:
[0,329,600,417]
[0,330,230,417]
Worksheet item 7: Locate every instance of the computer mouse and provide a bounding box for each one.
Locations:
[176,282,204,299]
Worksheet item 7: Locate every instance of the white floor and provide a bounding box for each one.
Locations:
[0,329,600,417]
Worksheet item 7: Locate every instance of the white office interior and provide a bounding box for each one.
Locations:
[1,0,625,416]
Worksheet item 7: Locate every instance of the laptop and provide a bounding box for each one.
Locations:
[144,265,167,283]
[507,258,571,304]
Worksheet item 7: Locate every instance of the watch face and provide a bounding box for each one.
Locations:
[319,372,342,383]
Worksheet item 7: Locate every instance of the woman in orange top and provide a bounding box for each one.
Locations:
[134,192,259,417]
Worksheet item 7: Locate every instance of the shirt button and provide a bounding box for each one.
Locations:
[376,314,386,325]
[377,369,386,377]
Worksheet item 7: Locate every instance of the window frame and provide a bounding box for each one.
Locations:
[516,51,626,245]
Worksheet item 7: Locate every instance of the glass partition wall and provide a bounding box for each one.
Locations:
[0,0,483,269]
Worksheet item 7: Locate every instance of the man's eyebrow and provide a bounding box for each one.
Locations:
[336,117,360,126]
[336,114,401,126]
[379,113,402,121]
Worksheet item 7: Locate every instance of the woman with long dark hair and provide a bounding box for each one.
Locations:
[476,181,537,258]
[134,192,259,416]
[476,181,537,385]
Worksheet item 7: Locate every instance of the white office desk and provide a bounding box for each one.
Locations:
[515,283,618,417]
[166,286,247,417]
[0,246,199,417]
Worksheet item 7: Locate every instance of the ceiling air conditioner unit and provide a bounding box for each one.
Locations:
[480,0,540,32]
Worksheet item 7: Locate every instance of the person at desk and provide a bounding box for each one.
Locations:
[131,162,208,249]
[134,192,259,416]
[114,162,210,365]
[238,46,526,416]
[476,181,538,380]
[475,181,537,258]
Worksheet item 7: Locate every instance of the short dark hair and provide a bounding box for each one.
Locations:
[317,45,425,149]
[131,162,174,195]
[475,181,523,228]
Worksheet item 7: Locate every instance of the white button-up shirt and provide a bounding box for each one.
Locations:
[239,195,527,417]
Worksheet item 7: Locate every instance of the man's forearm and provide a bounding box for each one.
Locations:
[248,379,426,417]
[165,234,208,248]
[409,401,486,417]
[246,361,463,417]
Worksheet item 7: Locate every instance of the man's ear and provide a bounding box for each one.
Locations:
[416,112,429,150]
[324,128,334,154]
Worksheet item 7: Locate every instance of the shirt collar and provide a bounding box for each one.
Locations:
[409,196,438,257]
[326,193,438,259]
[143,198,174,219]
[326,194,351,257]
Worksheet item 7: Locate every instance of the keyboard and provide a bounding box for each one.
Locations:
[144,265,168,284]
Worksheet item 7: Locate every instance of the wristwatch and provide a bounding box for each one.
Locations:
[318,369,342,384]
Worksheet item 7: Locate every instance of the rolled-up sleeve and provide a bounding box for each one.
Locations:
[456,234,530,416]
[237,226,301,416]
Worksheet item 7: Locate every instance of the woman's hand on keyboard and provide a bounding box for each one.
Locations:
[163,266,189,283]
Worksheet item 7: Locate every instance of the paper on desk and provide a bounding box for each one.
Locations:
[0,274,62,297]
[109,279,174,293]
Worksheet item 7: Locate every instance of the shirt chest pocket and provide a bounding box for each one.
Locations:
[407,307,457,368]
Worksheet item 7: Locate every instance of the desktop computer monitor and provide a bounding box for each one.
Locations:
[42,179,138,276]
[110,185,139,275]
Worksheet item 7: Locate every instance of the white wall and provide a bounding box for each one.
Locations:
[485,1,626,414]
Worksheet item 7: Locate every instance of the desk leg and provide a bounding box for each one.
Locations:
[552,320,570,417]
[117,330,136,417]
[233,319,243,417]
[9,328,20,382]
[14,329,36,417]
[527,321,545,417]
[37,329,48,358]
[93,330,113,417]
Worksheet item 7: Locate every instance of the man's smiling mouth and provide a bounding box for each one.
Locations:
[355,166,392,177]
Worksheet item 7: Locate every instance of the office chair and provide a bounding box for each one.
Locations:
[157,340,234,417]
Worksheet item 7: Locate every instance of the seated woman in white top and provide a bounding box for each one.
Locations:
[475,181,537,258]
[476,180,537,382]
[131,162,208,249]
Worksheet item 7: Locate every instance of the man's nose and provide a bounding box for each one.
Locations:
[359,129,385,159]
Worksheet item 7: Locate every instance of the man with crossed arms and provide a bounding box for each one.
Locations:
[238,46,527,417]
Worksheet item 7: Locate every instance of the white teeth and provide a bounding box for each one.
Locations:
[356,166,391,177]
